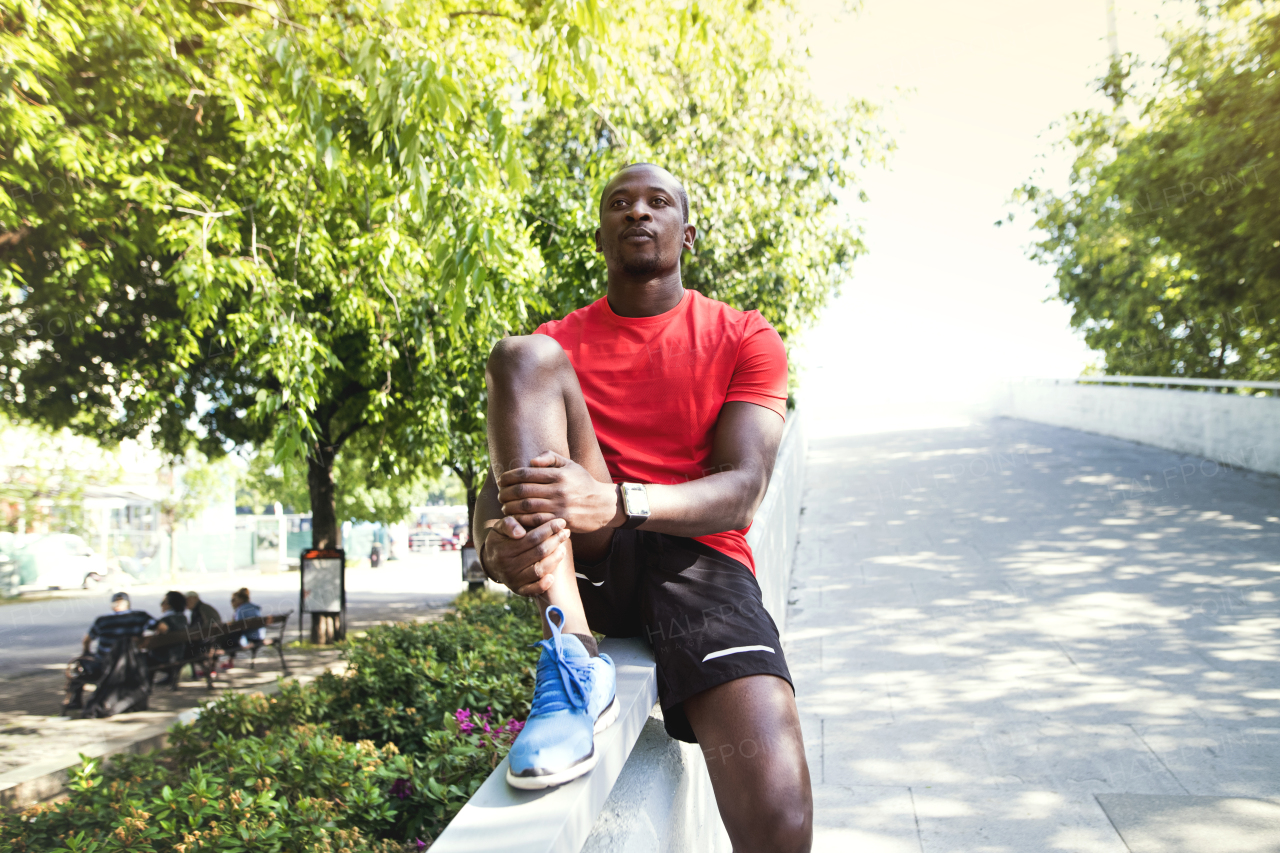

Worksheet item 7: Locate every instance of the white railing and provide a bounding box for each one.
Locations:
[1000,379,1280,476]
[1056,375,1280,393]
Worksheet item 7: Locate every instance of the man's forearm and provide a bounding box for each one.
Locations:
[626,468,769,538]
[472,472,504,554]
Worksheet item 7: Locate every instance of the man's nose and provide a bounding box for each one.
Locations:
[625,205,653,221]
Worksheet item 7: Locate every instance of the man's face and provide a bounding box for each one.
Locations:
[186,595,198,611]
[595,166,695,278]
[111,599,129,612]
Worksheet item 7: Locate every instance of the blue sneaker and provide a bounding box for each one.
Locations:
[506,607,617,790]
[589,652,618,734]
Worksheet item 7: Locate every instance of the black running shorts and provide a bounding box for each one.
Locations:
[574,529,793,743]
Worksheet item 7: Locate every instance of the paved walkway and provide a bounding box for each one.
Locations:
[789,418,1280,852]
[0,556,465,808]
[0,647,343,786]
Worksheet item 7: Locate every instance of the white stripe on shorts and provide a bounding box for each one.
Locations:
[702,645,775,663]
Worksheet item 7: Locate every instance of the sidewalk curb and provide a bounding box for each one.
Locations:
[0,683,279,812]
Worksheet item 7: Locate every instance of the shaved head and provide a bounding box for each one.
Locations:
[594,162,696,281]
[600,163,690,223]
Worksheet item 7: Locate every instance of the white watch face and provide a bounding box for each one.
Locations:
[624,484,650,516]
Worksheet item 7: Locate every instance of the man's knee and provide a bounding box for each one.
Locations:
[486,335,567,384]
[728,781,812,853]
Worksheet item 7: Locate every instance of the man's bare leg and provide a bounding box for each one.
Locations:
[480,334,615,635]
[686,675,813,853]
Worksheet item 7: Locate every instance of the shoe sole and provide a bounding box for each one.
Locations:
[505,698,619,791]
[593,695,619,734]
[506,748,599,790]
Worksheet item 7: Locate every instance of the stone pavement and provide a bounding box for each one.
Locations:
[0,595,453,809]
[788,417,1280,852]
[0,646,342,779]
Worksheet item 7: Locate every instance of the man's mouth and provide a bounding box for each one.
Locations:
[621,228,654,241]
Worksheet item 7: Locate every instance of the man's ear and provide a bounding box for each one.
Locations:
[683,224,697,252]
[594,227,603,253]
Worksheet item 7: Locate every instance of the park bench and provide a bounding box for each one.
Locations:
[139,611,293,689]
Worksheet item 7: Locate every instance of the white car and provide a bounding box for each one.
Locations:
[15,533,112,591]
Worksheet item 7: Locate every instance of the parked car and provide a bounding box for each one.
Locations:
[0,552,17,597]
[408,530,440,552]
[12,533,112,591]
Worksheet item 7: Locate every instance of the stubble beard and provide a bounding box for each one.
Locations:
[620,249,662,277]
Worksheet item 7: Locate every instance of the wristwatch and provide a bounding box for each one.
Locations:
[618,482,650,529]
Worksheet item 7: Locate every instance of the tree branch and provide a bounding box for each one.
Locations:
[332,416,367,450]
[448,10,520,21]
[207,0,309,31]
[0,227,31,250]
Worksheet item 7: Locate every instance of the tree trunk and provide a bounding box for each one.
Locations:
[306,443,342,645]
[307,444,340,550]
[453,463,478,545]
[311,612,341,644]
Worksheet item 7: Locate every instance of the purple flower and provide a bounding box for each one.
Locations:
[454,708,475,734]
[389,778,413,800]
[415,839,427,850]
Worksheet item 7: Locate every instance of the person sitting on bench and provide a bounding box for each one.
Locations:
[184,591,224,677]
[147,591,189,687]
[221,587,265,669]
[185,591,222,635]
[63,592,156,712]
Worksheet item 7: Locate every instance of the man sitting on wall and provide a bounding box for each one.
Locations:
[475,164,811,852]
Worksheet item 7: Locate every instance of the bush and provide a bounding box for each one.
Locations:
[0,593,543,851]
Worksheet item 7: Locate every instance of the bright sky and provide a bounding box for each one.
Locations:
[791,0,1193,435]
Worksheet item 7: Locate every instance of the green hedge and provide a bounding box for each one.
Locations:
[0,593,542,852]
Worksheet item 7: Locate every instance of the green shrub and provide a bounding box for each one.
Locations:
[2,727,407,853]
[0,592,544,850]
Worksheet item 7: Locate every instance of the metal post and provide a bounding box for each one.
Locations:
[274,501,287,574]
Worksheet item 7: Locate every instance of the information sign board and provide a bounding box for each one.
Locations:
[300,548,345,641]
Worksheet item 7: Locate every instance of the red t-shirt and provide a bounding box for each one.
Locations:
[534,289,787,572]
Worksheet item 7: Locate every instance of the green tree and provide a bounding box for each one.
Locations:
[1017,2,1280,381]
[526,0,882,342]
[1,0,609,549]
[236,438,435,524]
[454,0,885,507]
[2,0,885,555]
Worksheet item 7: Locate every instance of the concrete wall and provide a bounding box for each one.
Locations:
[578,411,807,853]
[1000,380,1280,476]
[747,411,806,634]
[580,715,731,853]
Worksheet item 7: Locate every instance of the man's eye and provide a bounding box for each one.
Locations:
[653,198,667,206]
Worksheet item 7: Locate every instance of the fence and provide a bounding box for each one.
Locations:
[1000,377,1280,476]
